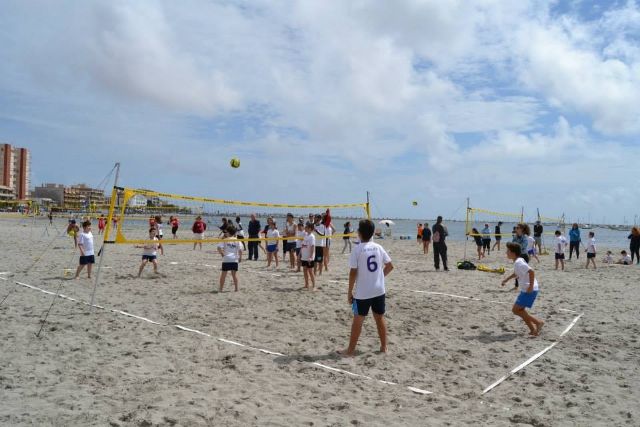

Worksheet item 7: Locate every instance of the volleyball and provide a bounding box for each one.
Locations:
[412,201,418,206]
[230,157,241,168]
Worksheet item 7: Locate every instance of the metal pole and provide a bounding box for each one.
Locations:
[366,191,371,219]
[89,162,120,313]
[463,197,469,260]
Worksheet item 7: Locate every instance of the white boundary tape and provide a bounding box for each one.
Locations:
[5,278,432,396]
[481,312,584,394]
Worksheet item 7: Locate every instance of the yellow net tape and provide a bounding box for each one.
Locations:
[105,186,368,244]
[468,207,522,218]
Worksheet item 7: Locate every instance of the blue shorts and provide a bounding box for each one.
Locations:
[267,244,277,253]
[314,246,324,262]
[515,290,538,308]
[142,255,157,261]
[79,255,95,265]
[352,294,385,316]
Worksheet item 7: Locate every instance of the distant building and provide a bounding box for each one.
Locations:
[33,183,65,206]
[129,194,148,207]
[0,184,14,201]
[33,183,107,209]
[0,144,30,200]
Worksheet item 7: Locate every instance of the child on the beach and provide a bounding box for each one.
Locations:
[340,219,394,357]
[554,230,567,270]
[169,216,179,239]
[284,213,297,269]
[153,215,164,255]
[342,221,353,254]
[526,231,540,263]
[501,242,544,337]
[74,221,95,279]
[295,222,305,272]
[585,231,597,269]
[472,228,483,260]
[217,225,242,291]
[137,228,159,277]
[97,215,106,235]
[422,222,431,255]
[602,251,614,264]
[616,250,632,265]
[266,220,280,269]
[313,214,326,276]
[300,222,316,290]
[192,216,207,250]
[67,219,80,248]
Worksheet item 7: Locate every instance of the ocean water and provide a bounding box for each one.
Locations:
[114,214,634,250]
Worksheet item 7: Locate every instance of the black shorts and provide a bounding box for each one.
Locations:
[326,239,331,248]
[315,247,324,262]
[282,240,288,252]
[285,242,297,253]
[587,253,596,259]
[555,253,565,260]
[142,255,157,261]
[495,236,502,241]
[352,294,385,316]
[295,247,301,256]
[79,255,95,265]
[301,260,315,268]
[171,226,178,234]
[221,262,238,271]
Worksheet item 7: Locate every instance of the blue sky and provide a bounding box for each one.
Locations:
[0,0,639,223]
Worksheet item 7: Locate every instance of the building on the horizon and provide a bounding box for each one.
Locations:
[0,144,30,200]
[33,183,107,209]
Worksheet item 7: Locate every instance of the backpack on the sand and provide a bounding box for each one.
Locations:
[457,260,476,270]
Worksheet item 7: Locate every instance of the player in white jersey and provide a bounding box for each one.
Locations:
[339,219,394,357]
[300,222,317,290]
[217,225,243,291]
[137,227,160,277]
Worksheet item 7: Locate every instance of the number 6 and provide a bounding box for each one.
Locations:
[367,255,378,272]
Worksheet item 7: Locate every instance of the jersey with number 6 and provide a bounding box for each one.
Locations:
[349,241,391,300]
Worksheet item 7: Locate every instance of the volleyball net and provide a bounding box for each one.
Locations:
[104,186,369,245]
[465,206,523,237]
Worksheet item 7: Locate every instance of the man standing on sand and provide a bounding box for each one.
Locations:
[432,216,449,271]
[247,213,261,261]
[533,221,544,254]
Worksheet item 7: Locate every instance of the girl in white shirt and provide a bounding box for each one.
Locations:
[266,221,280,269]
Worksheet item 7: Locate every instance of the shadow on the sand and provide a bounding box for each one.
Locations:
[462,331,518,343]
[273,352,340,364]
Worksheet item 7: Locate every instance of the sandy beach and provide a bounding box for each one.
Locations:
[1,216,638,426]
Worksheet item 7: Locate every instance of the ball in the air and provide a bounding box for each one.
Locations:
[230,157,241,168]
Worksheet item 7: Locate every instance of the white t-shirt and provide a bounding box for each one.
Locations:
[218,237,241,263]
[300,233,316,261]
[587,237,596,254]
[266,228,280,245]
[77,231,94,256]
[285,222,297,239]
[143,237,159,256]
[514,258,539,291]
[349,241,391,300]
[554,236,567,254]
[314,224,326,247]
[621,254,632,264]
[295,230,305,249]
[527,236,535,252]
[157,223,163,237]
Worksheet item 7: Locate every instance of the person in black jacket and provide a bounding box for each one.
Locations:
[629,226,640,264]
[247,214,261,261]
[432,216,448,271]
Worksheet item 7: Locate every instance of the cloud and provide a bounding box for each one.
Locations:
[0,0,638,223]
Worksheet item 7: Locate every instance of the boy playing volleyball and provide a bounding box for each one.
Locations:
[300,222,316,290]
[501,242,544,337]
[217,225,242,291]
[340,219,394,357]
[74,221,94,279]
[137,228,159,277]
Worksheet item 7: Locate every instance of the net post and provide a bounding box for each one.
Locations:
[464,197,470,261]
[89,162,119,314]
[520,206,524,223]
[366,191,371,219]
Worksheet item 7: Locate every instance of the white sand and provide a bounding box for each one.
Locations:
[1,217,639,426]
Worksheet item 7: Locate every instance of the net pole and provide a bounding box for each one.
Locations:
[464,197,470,261]
[89,162,120,314]
[366,191,371,219]
[520,206,524,224]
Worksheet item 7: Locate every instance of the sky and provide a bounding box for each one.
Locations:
[0,0,639,223]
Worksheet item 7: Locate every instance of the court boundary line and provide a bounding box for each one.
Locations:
[0,276,432,396]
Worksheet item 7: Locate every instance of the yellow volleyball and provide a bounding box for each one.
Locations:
[230,157,241,168]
